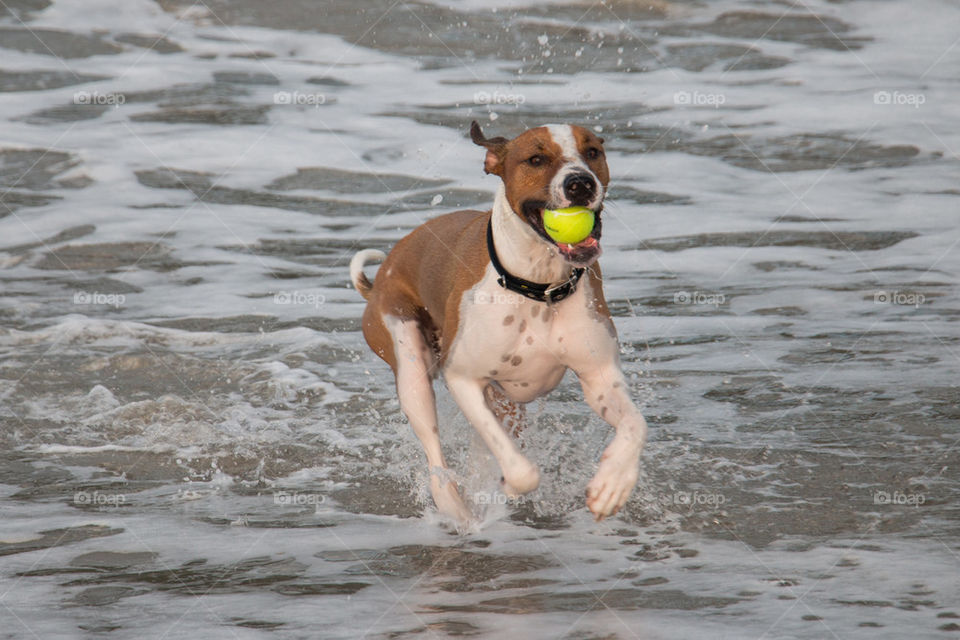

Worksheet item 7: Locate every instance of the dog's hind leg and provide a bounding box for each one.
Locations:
[385,316,473,525]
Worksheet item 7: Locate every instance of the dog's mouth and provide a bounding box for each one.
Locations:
[521,199,603,265]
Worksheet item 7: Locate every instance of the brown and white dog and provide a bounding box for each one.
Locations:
[350,121,648,524]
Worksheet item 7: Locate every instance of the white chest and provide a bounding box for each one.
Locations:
[445,266,609,402]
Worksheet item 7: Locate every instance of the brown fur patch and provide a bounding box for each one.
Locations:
[571,126,610,186]
[357,210,491,372]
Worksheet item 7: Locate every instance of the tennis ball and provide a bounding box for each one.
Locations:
[542,206,595,244]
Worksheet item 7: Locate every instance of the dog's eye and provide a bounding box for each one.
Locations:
[585,147,602,160]
[527,154,546,167]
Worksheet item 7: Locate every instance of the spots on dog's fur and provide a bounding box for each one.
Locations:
[503,315,515,326]
[558,336,564,343]
[598,394,604,402]
[543,311,550,323]
[521,382,529,387]
[601,406,608,420]
[501,354,511,362]
[489,369,498,376]
[530,306,540,319]
[518,320,526,333]
[511,355,522,366]
[526,336,534,345]
[613,381,622,389]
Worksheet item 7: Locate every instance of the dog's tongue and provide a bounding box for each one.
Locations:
[557,235,600,260]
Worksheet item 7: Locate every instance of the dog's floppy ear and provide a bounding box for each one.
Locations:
[470,121,509,177]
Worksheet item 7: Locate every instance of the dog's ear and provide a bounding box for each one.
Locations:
[470,121,509,177]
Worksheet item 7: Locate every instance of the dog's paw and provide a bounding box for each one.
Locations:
[501,457,540,497]
[430,476,473,525]
[585,450,639,520]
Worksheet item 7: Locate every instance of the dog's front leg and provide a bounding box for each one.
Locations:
[445,375,540,497]
[576,364,649,520]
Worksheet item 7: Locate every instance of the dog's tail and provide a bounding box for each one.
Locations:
[350,249,387,299]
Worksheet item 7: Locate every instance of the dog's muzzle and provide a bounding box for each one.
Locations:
[562,172,598,206]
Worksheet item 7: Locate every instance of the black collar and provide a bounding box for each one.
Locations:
[486,217,585,304]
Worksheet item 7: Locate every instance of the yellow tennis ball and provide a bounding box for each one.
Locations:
[542,206,595,244]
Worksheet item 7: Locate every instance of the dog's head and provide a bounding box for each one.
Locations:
[471,120,608,265]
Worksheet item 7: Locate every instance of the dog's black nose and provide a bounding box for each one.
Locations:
[563,173,597,205]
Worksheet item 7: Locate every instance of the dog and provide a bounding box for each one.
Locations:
[350,121,648,524]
